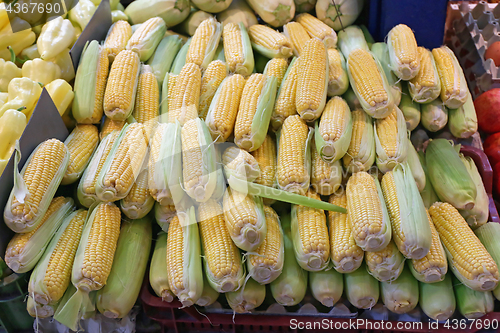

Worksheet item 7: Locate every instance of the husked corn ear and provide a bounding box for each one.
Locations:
[222,187,267,251]
[77,131,121,208]
[380,266,419,314]
[103,50,141,121]
[222,146,261,182]
[432,46,468,109]
[186,17,222,70]
[100,117,125,140]
[223,22,254,76]
[234,73,278,151]
[159,72,177,122]
[199,60,228,120]
[296,13,337,48]
[95,123,149,202]
[430,202,499,292]
[248,25,293,58]
[282,22,310,57]
[329,193,363,273]
[150,232,174,302]
[120,168,154,220]
[251,134,277,204]
[475,223,500,300]
[421,99,448,132]
[5,197,74,273]
[311,139,342,196]
[327,48,349,97]
[72,40,109,124]
[370,42,402,106]
[247,206,284,284]
[62,125,99,185]
[168,63,202,125]
[4,139,70,233]
[408,47,441,103]
[131,65,160,140]
[271,57,299,130]
[205,74,245,142]
[295,38,328,121]
[291,189,330,271]
[263,58,288,87]
[104,20,133,62]
[315,96,352,163]
[29,210,86,305]
[182,118,217,203]
[410,210,447,283]
[365,241,405,282]
[346,171,391,252]
[126,17,166,62]
[347,49,394,119]
[387,24,420,80]
[198,199,245,292]
[374,107,408,173]
[343,109,376,173]
[344,262,379,309]
[276,115,312,195]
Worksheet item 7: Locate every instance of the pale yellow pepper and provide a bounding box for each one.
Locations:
[0,108,27,176]
[22,58,62,86]
[68,0,97,31]
[20,44,41,61]
[0,92,8,108]
[37,17,76,60]
[45,79,74,116]
[0,17,36,60]
[0,47,22,92]
[47,49,75,82]
[0,77,42,119]
[112,10,128,23]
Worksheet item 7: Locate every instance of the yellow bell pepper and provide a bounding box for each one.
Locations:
[0,47,22,92]
[22,58,62,86]
[47,49,75,82]
[20,44,41,61]
[0,92,8,108]
[0,17,36,61]
[0,3,12,30]
[73,25,82,43]
[0,77,42,119]
[45,79,74,116]
[69,0,97,31]
[0,108,27,176]
[37,17,76,60]
[112,10,128,23]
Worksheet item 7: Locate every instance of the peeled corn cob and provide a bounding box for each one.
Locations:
[365,240,405,282]
[223,22,254,76]
[222,146,261,182]
[131,65,160,140]
[62,125,99,185]
[371,42,402,106]
[419,274,456,321]
[282,22,310,57]
[309,269,343,307]
[186,17,222,70]
[100,118,125,140]
[387,24,420,80]
[296,13,337,48]
[198,199,245,292]
[270,57,299,130]
[344,262,379,309]
[4,139,70,233]
[311,140,342,196]
[380,266,419,314]
[149,232,174,302]
[374,107,408,173]
[226,278,265,313]
[248,25,293,58]
[432,46,468,109]
[421,99,448,132]
[329,192,363,273]
[250,134,277,201]
[168,63,202,125]
[199,60,228,121]
[430,202,499,292]
[126,17,166,62]
[120,167,154,220]
[326,48,349,97]
[459,154,488,228]
[408,47,441,103]
[343,109,376,173]
[263,58,288,87]
[103,20,133,62]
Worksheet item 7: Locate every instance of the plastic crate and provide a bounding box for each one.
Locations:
[141,145,500,333]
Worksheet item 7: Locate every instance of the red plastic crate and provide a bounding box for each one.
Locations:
[141,145,500,333]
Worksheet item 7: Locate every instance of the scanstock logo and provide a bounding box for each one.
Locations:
[3,0,80,32]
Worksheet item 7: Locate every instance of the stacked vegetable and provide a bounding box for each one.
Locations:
[0,0,497,328]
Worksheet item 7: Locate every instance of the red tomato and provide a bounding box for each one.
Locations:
[484,132,500,168]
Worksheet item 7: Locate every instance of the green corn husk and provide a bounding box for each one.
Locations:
[314,96,352,163]
[126,18,166,62]
[380,266,419,314]
[166,207,203,306]
[224,22,254,76]
[399,87,421,131]
[337,26,369,59]
[270,56,297,130]
[120,163,155,220]
[421,99,448,132]
[326,48,349,97]
[309,269,343,307]
[371,42,402,106]
[4,141,71,233]
[235,75,277,152]
[454,275,494,319]
[160,72,175,121]
[215,44,225,61]
[418,151,439,208]
[365,241,405,282]
[171,38,192,75]
[344,262,379,309]
[475,223,500,300]
[27,296,59,319]
[459,155,488,228]
[124,0,191,26]
[150,232,175,302]
[419,273,455,321]
[425,139,477,210]
[192,0,232,13]
[407,140,425,192]
[216,0,258,28]
[342,86,362,111]
[221,146,261,182]
[97,218,152,318]
[196,274,220,306]
[226,278,266,313]
[448,90,478,139]
[179,9,214,36]
[270,216,308,306]
[211,146,227,201]
[245,0,294,27]
[374,106,408,173]
[5,197,74,273]
[408,47,441,104]
[77,131,120,208]
[147,35,183,84]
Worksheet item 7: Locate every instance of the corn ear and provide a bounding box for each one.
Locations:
[311,146,343,196]
[62,125,100,185]
[399,85,421,131]
[344,262,379,310]
[126,17,166,61]
[226,278,265,313]
[149,232,174,302]
[120,167,155,220]
[147,35,183,84]
[270,57,299,130]
[475,223,500,301]
[343,109,376,173]
[380,266,419,314]
[309,269,343,307]
[365,241,405,282]
[419,274,455,321]
[374,107,408,173]
[459,155,488,228]
[186,17,222,70]
[432,46,468,109]
[171,38,191,75]
[421,99,448,132]
[386,24,420,80]
[408,47,441,103]
[370,42,402,106]
[449,91,478,139]
[454,275,494,320]
[326,48,349,97]
[337,26,369,59]
[248,25,293,58]
[223,22,254,76]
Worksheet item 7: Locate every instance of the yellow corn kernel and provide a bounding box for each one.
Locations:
[283,22,310,57]
[132,65,160,140]
[387,24,420,80]
[103,20,133,62]
[168,63,201,125]
[263,58,288,87]
[199,60,228,120]
[62,124,99,185]
[271,57,299,130]
[248,24,293,58]
[295,13,337,48]
[100,117,125,140]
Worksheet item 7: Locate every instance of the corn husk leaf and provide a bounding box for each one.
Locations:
[380,266,419,314]
[226,277,265,313]
[309,269,343,307]
[421,99,448,132]
[419,273,455,321]
[459,155,488,228]
[150,232,174,302]
[344,262,379,309]
[371,42,402,106]
[147,35,183,83]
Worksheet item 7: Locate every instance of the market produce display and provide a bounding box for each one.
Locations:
[1,0,500,330]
